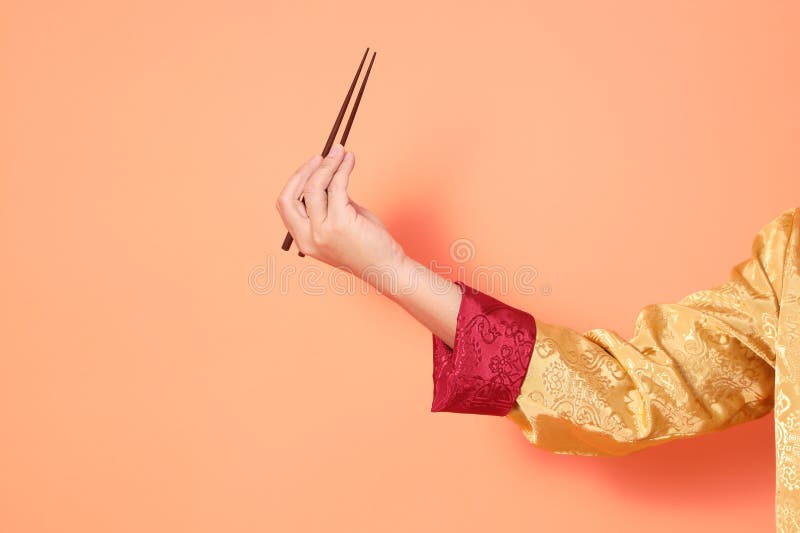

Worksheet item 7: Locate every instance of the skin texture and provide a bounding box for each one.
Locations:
[275,144,462,348]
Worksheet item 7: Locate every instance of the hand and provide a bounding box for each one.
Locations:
[275,143,407,279]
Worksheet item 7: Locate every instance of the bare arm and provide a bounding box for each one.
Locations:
[380,255,462,349]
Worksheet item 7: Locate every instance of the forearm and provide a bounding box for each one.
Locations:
[368,254,462,349]
[276,148,531,417]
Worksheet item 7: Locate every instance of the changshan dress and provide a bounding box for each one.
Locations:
[430,206,800,532]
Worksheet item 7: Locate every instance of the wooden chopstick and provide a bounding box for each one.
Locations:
[281,47,377,256]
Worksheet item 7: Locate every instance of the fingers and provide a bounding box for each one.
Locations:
[276,153,323,247]
[328,150,355,212]
[303,143,345,225]
[277,153,323,220]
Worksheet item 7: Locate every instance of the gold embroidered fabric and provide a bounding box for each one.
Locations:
[505,206,800,531]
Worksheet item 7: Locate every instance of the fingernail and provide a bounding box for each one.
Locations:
[329,143,343,156]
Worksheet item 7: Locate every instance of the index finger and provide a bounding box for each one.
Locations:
[304,143,345,225]
[278,153,323,216]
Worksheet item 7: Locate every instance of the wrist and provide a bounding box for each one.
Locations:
[352,240,406,284]
[382,254,454,305]
[357,251,415,297]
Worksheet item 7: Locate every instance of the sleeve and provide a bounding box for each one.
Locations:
[431,280,537,416]
[503,207,797,456]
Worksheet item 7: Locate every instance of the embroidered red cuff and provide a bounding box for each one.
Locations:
[431,280,537,416]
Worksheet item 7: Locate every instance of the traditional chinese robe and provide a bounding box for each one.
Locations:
[431,206,799,531]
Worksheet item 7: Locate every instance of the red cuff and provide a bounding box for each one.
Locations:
[431,280,537,416]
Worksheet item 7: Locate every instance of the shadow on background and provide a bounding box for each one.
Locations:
[512,412,774,509]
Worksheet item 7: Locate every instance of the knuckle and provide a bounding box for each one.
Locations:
[310,227,329,247]
[319,160,337,173]
[295,237,314,256]
[277,193,294,209]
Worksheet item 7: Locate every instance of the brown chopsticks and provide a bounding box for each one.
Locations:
[281,47,377,256]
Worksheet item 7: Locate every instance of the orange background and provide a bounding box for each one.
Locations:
[3,1,799,532]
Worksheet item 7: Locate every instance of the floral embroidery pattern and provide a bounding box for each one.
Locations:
[431,281,537,416]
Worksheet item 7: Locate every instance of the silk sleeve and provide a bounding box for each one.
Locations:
[505,207,796,456]
[431,281,537,416]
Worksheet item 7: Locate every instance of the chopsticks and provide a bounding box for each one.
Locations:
[281,47,377,256]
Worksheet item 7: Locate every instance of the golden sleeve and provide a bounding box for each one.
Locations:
[505,207,796,456]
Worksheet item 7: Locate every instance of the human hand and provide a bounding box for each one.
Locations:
[275,143,407,279]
